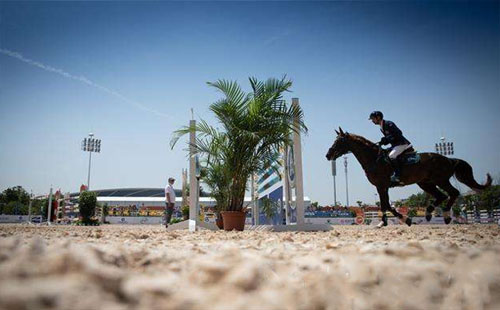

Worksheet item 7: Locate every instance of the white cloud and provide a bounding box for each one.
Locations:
[0,48,168,117]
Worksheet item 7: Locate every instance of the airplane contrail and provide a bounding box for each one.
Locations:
[0,48,168,117]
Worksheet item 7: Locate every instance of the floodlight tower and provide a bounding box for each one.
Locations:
[436,136,460,193]
[435,137,454,156]
[81,132,101,190]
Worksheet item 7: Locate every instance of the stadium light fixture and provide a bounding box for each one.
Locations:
[435,136,454,156]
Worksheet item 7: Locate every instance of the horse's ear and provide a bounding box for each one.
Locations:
[335,129,340,135]
[339,127,345,135]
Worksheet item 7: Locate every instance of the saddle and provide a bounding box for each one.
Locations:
[378,147,420,166]
[398,147,420,165]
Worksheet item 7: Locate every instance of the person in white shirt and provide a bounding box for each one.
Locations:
[164,177,176,228]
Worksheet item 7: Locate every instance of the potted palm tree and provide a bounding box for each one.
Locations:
[171,77,307,231]
[199,150,231,229]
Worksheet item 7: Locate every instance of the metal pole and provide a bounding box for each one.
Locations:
[333,176,337,207]
[331,159,337,207]
[87,151,92,189]
[344,156,349,207]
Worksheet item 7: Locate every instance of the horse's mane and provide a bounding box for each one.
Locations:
[347,133,379,152]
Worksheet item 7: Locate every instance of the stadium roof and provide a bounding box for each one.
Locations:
[70,188,210,198]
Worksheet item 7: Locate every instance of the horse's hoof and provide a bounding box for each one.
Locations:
[444,217,452,225]
[405,217,412,226]
[381,214,388,226]
[425,206,435,222]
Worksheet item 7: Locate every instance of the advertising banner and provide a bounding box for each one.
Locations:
[106,216,164,225]
[0,215,30,223]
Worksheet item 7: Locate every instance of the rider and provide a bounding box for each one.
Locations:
[369,111,412,184]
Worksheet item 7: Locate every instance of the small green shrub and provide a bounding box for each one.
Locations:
[79,191,97,225]
[74,218,100,226]
[181,205,189,218]
[170,218,183,224]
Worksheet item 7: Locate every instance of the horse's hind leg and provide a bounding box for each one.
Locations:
[437,180,460,225]
[417,182,448,222]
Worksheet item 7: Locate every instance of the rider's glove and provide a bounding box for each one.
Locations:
[379,137,389,145]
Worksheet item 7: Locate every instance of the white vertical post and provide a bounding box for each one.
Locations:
[292,98,305,225]
[189,120,198,232]
[283,147,291,225]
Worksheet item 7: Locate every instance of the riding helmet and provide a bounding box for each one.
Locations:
[369,111,383,120]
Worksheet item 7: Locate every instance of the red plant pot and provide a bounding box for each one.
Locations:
[221,211,246,231]
[215,216,224,230]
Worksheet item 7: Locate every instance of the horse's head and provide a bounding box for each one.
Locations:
[326,127,350,161]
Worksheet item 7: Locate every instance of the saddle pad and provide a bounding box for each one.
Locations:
[400,153,420,165]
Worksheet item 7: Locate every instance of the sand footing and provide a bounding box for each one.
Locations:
[1,224,499,310]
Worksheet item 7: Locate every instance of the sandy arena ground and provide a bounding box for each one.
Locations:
[1,224,500,310]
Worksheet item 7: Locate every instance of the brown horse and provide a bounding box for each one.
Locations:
[325,128,491,226]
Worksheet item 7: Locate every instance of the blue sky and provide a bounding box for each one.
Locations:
[1,1,498,205]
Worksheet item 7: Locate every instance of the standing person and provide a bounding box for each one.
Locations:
[369,111,412,185]
[164,177,176,228]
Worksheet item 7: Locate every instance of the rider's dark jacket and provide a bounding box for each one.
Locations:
[379,120,411,147]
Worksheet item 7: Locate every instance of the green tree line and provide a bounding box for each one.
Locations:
[0,186,48,216]
[400,185,500,213]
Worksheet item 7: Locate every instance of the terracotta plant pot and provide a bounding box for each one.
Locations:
[221,211,246,231]
[215,215,224,230]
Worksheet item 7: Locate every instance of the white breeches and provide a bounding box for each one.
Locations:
[389,144,411,159]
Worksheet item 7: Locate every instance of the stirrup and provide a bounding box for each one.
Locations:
[390,176,404,187]
[390,175,400,183]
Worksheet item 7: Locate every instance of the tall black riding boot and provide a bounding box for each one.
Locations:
[390,158,402,185]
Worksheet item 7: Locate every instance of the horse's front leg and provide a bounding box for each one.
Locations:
[376,187,412,227]
[376,187,389,228]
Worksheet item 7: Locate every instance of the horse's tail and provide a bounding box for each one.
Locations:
[453,159,492,192]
